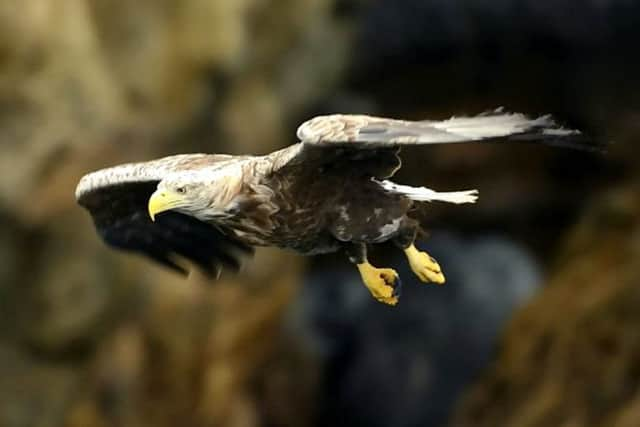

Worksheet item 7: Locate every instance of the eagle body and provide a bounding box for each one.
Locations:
[76,111,595,305]
[236,158,411,253]
[174,146,410,255]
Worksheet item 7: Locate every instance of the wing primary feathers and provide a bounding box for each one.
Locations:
[80,181,252,278]
[154,212,249,273]
[296,109,601,152]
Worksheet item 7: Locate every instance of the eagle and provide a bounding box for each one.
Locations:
[76,110,592,305]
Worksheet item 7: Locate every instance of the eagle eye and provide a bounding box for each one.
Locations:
[176,186,186,194]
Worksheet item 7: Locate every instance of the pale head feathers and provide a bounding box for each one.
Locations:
[156,163,247,221]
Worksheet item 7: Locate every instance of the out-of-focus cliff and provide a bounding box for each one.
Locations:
[0,1,346,426]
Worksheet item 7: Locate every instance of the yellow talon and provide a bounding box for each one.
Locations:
[356,262,400,306]
[404,244,446,285]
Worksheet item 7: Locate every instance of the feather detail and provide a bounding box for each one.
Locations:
[295,109,599,151]
[376,179,479,204]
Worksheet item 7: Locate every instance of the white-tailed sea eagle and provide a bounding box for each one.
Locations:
[76,110,595,305]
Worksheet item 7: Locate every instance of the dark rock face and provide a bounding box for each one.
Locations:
[452,187,640,427]
[294,1,638,426]
[292,234,541,427]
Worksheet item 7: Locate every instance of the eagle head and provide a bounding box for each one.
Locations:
[148,171,241,222]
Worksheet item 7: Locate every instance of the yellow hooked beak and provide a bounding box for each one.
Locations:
[148,190,182,221]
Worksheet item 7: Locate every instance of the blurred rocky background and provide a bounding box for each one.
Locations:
[0,1,637,426]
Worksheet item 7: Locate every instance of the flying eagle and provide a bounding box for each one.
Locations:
[76,110,591,305]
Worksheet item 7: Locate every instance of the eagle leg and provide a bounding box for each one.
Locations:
[345,242,401,306]
[394,220,446,285]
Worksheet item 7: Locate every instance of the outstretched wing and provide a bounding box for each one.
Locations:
[76,154,253,277]
[296,110,592,148]
[270,109,598,179]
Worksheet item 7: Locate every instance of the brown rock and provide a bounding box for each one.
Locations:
[0,1,346,426]
[453,184,640,427]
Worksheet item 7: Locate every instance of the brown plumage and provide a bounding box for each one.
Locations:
[75,110,596,304]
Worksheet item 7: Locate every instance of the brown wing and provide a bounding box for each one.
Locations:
[76,154,253,277]
[295,110,588,146]
[269,109,596,180]
[75,154,237,200]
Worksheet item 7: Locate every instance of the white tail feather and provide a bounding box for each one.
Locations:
[376,180,479,204]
